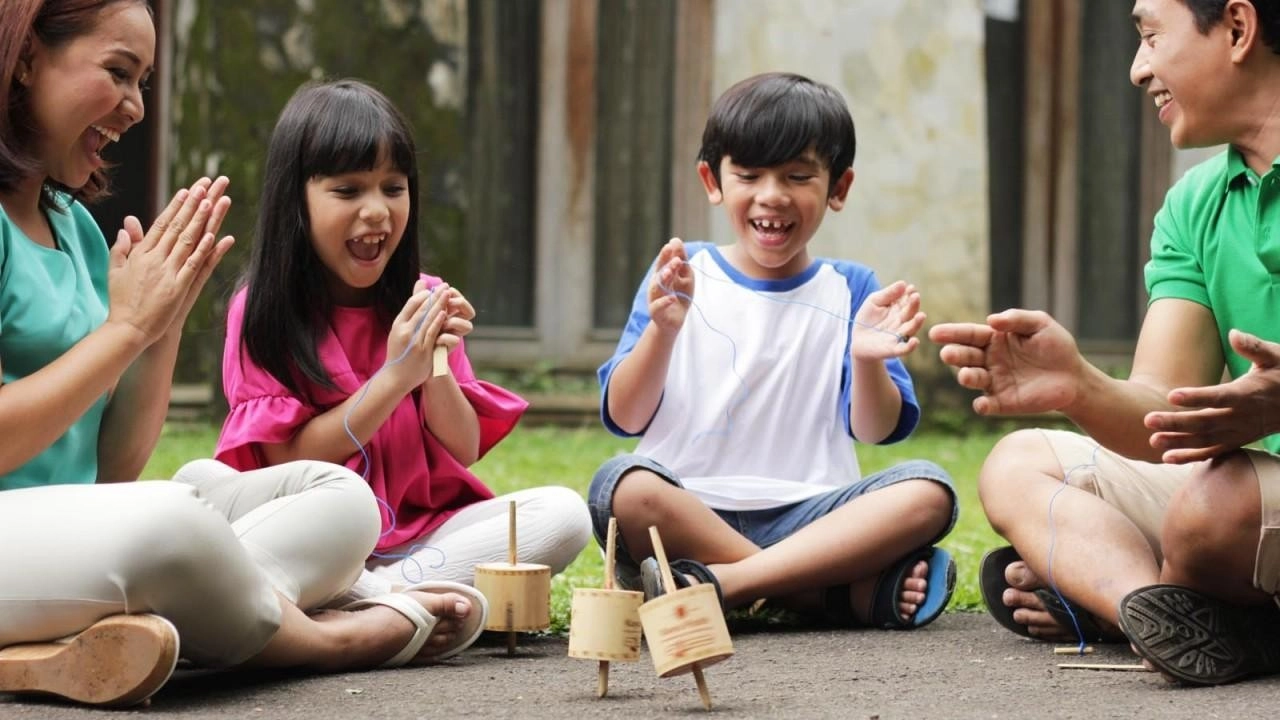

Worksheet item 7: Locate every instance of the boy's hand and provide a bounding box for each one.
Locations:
[851,281,924,361]
[647,237,693,334]
[1145,329,1280,463]
[385,280,454,390]
[929,309,1083,416]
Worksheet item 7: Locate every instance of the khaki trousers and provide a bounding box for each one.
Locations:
[1039,429,1280,594]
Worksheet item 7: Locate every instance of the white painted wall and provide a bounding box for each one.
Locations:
[704,0,990,321]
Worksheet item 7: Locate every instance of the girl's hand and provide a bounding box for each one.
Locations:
[647,237,693,336]
[106,177,232,345]
[385,280,452,390]
[851,281,925,361]
[439,288,475,342]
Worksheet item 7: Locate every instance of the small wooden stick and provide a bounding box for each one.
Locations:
[692,667,712,710]
[1058,663,1149,672]
[506,501,517,655]
[603,518,617,592]
[432,345,449,377]
[648,526,677,592]
[647,526,713,710]
[1053,645,1094,655]
[508,501,518,566]
[598,518,618,698]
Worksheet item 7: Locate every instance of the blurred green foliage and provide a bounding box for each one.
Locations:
[169,1,467,384]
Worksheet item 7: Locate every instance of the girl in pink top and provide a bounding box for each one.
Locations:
[216,80,590,598]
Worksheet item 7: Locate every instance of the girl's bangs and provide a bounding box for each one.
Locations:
[300,94,414,178]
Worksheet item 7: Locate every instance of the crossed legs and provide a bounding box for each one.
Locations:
[979,429,1276,643]
[604,463,955,624]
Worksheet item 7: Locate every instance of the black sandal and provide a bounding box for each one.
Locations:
[640,556,725,610]
[980,544,1122,643]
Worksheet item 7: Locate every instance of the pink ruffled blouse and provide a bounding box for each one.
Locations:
[215,276,528,550]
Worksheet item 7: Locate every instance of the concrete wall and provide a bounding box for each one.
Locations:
[706,0,990,326]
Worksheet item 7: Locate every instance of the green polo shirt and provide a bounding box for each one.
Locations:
[1144,146,1280,452]
[0,196,110,491]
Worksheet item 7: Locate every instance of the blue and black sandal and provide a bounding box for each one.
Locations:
[825,546,956,629]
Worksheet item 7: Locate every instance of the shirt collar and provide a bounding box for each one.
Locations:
[1226,145,1253,188]
[1225,145,1280,190]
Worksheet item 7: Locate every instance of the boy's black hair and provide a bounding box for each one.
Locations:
[239,79,421,399]
[697,72,856,196]
[1180,0,1280,54]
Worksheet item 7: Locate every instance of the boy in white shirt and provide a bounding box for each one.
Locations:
[589,72,957,628]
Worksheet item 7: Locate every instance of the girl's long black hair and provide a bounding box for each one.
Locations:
[239,79,421,399]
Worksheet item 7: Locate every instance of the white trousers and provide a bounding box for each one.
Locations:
[0,459,379,667]
[355,486,591,596]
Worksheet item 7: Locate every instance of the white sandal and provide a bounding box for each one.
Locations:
[343,581,488,666]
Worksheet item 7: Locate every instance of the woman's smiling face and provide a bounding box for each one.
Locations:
[24,1,154,190]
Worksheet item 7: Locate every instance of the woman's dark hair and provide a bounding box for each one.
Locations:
[1182,0,1280,53]
[240,79,421,398]
[697,72,856,196]
[0,0,149,209]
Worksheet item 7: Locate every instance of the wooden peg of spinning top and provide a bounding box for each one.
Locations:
[568,517,644,698]
[635,526,733,711]
[473,501,551,655]
[432,345,449,377]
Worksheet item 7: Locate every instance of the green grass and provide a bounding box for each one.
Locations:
[142,423,1004,632]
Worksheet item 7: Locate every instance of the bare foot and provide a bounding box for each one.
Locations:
[849,559,931,624]
[402,590,473,663]
[1001,560,1081,642]
[309,590,476,669]
[895,560,929,621]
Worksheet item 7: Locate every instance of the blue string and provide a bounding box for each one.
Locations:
[341,289,447,585]
[1043,442,1103,654]
[668,259,911,339]
[654,258,909,442]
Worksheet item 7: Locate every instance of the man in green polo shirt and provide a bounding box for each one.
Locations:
[930,0,1280,686]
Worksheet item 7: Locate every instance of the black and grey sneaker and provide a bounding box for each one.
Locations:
[639,556,725,610]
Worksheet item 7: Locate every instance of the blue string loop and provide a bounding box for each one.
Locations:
[341,288,448,585]
[1044,443,1104,654]
[653,258,909,442]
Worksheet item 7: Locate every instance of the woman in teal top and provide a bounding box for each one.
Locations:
[0,198,110,489]
[0,0,487,708]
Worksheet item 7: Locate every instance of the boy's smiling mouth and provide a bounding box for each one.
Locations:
[750,218,795,233]
[750,218,796,246]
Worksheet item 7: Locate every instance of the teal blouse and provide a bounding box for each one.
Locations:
[0,196,110,490]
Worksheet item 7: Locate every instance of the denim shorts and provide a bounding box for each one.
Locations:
[587,453,958,590]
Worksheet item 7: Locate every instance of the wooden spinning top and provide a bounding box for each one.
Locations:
[472,501,551,654]
[636,526,733,710]
[568,517,644,697]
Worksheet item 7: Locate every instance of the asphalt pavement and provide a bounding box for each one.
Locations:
[3,613,1276,719]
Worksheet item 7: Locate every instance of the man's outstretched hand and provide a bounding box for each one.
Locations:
[929,309,1083,416]
[1146,329,1280,463]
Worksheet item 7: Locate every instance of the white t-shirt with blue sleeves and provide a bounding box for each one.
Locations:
[599,243,920,511]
